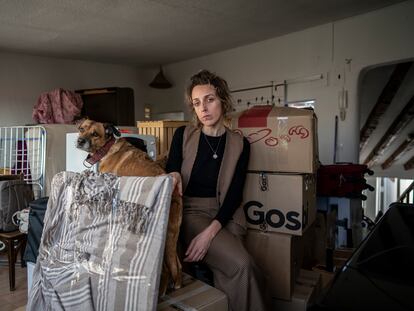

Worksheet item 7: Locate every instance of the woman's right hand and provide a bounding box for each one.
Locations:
[184,220,222,262]
[169,171,182,196]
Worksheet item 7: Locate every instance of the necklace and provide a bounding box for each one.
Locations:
[203,132,223,159]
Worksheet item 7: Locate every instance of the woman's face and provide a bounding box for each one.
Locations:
[191,84,223,128]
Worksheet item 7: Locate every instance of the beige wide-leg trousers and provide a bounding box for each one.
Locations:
[181,197,269,311]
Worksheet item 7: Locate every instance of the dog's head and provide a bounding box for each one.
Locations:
[76,119,120,154]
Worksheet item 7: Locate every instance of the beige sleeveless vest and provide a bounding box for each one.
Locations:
[181,125,244,207]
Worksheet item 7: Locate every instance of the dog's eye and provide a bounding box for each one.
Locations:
[92,132,99,137]
[79,127,84,133]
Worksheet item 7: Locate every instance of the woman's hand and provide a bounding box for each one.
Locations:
[168,172,182,196]
[184,220,222,262]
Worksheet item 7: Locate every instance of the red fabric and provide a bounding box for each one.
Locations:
[32,88,83,124]
[237,105,272,128]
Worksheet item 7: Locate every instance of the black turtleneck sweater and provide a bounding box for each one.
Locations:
[166,126,250,226]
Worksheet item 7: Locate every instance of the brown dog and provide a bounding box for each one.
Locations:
[76,119,182,296]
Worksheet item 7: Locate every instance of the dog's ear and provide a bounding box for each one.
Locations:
[104,123,121,138]
[75,117,88,128]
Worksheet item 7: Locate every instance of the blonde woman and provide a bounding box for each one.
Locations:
[167,70,268,311]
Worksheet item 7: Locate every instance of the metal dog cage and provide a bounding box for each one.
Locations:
[0,126,46,198]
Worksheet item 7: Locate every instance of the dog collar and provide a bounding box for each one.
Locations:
[84,137,116,167]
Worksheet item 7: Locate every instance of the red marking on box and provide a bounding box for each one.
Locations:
[238,106,272,128]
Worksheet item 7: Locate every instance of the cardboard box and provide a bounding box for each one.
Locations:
[0,168,11,175]
[245,229,303,300]
[158,273,228,311]
[296,269,322,293]
[137,120,188,158]
[333,247,354,259]
[272,284,317,311]
[243,173,316,235]
[272,269,321,311]
[312,265,335,289]
[333,247,354,270]
[231,105,318,173]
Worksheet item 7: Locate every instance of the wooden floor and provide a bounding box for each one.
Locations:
[0,254,28,311]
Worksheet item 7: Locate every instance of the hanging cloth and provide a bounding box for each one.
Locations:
[32,88,83,124]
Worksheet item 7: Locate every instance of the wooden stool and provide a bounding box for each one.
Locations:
[0,230,27,291]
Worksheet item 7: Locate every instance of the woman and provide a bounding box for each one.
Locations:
[167,70,268,311]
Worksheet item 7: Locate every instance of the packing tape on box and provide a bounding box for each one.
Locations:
[158,284,211,310]
[276,116,289,166]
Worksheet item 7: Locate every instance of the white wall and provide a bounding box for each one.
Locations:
[0,52,147,126]
[142,1,414,165]
[383,177,398,212]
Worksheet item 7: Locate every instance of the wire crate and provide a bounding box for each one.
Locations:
[0,126,46,198]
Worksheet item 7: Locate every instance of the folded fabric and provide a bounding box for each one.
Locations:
[27,171,173,311]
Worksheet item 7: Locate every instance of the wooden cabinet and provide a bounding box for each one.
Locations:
[76,87,135,126]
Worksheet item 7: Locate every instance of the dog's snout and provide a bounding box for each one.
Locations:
[77,137,86,146]
[76,136,91,152]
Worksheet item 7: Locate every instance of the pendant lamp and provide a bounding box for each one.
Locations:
[149,67,172,89]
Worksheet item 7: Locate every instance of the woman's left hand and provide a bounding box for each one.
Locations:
[184,220,222,262]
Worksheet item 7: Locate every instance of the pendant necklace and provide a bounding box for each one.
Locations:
[203,132,223,160]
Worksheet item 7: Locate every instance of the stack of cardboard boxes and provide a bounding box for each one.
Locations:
[232,105,320,310]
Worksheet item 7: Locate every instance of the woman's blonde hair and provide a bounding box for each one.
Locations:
[185,70,234,127]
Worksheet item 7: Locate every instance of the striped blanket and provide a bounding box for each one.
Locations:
[27,171,173,311]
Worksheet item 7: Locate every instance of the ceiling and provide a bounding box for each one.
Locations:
[0,0,406,66]
[359,60,414,178]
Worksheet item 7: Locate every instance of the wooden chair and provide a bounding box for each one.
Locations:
[0,230,27,291]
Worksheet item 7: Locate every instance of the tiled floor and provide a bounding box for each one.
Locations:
[0,254,28,311]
